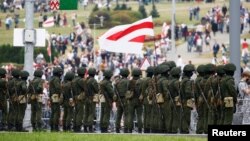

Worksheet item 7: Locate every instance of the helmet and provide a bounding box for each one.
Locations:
[0,68,7,76]
[120,68,130,77]
[167,61,177,70]
[158,64,170,74]
[170,67,181,76]
[77,67,86,76]
[196,65,206,74]
[53,67,63,75]
[34,69,43,77]
[224,63,236,72]
[205,64,216,73]
[216,65,225,75]
[11,69,21,77]
[64,72,75,81]
[20,71,29,78]
[146,66,154,74]
[183,64,195,72]
[132,68,142,76]
[103,69,113,78]
[88,68,96,75]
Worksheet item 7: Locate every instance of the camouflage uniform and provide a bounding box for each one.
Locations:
[156,64,171,133]
[204,64,217,126]
[0,68,8,130]
[16,71,29,131]
[115,68,129,133]
[72,67,86,132]
[62,72,75,131]
[100,69,114,133]
[29,69,44,131]
[195,65,209,134]
[168,67,181,133]
[84,68,99,132]
[220,63,237,125]
[213,65,225,125]
[7,69,20,131]
[49,67,63,131]
[127,68,143,133]
[180,64,195,134]
[140,66,155,133]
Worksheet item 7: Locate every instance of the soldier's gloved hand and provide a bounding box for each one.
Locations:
[113,95,117,102]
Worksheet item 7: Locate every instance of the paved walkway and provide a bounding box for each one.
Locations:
[166,27,250,66]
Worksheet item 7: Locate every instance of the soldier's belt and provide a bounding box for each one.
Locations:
[224,97,234,108]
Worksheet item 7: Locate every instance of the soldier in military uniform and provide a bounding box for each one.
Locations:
[168,67,181,133]
[99,69,114,133]
[62,72,75,131]
[140,66,155,133]
[220,63,237,125]
[16,70,29,131]
[213,65,225,125]
[204,64,217,126]
[84,68,99,132]
[72,67,86,132]
[180,64,195,134]
[29,69,44,131]
[195,65,209,134]
[7,69,20,131]
[49,67,63,131]
[156,64,171,133]
[126,68,143,133]
[0,68,8,131]
[114,68,130,133]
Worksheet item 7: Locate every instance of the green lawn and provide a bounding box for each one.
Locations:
[0,133,206,141]
[0,0,243,46]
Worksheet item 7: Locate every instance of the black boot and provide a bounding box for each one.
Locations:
[84,126,88,132]
[74,126,81,133]
[138,128,142,133]
[124,128,128,133]
[55,125,59,132]
[89,126,93,133]
[116,128,120,133]
[128,128,132,133]
[144,128,149,133]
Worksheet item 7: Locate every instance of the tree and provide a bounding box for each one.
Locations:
[139,4,147,18]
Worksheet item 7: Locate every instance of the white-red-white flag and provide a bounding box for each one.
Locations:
[43,17,54,28]
[98,16,154,55]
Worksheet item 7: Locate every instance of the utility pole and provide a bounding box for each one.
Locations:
[24,0,34,79]
[171,0,176,54]
[229,0,240,84]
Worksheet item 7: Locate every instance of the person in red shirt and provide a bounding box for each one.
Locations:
[242,38,249,57]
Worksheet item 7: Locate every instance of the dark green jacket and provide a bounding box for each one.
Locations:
[86,77,99,96]
[49,76,61,97]
[220,75,237,103]
[0,78,7,101]
[180,76,194,100]
[116,77,129,97]
[72,76,85,97]
[100,79,114,103]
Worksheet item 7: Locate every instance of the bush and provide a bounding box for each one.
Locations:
[0,44,58,64]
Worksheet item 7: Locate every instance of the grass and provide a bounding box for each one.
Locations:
[0,0,243,45]
[0,133,206,141]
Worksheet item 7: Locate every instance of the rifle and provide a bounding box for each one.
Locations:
[114,84,125,111]
[197,82,211,111]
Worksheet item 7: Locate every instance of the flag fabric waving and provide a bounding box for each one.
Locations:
[43,17,54,28]
[50,0,78,10]
[98,16,154,54]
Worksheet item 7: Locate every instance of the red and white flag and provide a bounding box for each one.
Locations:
[98,16,154,54]
[43,17,54,28]
[49,0,59,10]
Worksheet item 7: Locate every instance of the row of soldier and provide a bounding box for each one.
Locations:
[0,61,237,133]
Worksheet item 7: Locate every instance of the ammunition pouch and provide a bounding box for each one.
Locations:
[125,91,133,99]
[77,92,85,101]
[37,94,43,103]
[156,93,164,104]
[51,94,60,103]
[174,96,181,106]
[197,96,203,106]
[93,94,100,103]
[224,97,234,108]
[147,95,152,105]
[99,94,106,103]
[69,98,75,107]
[139,94,143,101]
[187,98,195,108]
[12,95,18,102]
[18,95,27,104]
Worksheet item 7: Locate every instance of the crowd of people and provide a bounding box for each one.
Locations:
[0,61,250,133]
